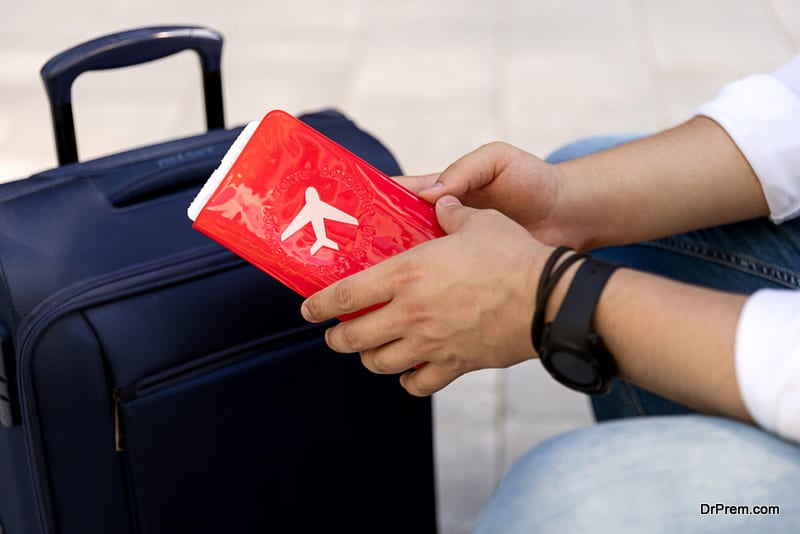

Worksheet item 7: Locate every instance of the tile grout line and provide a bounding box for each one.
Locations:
[629,0,670,129]
[764,0,799,52]
[492,0,513,490]
[492,0,512,141]
[336,0,371,112]
[493,369,509,489]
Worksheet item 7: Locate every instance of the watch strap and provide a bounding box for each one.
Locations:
[549,257,620,348]
[531,249,587,353]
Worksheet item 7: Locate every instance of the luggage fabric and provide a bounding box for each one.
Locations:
[0,26,436,534]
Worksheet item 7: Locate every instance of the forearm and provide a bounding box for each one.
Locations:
[598,270,750,420]
[551,116,769,250]
[545,259,752,422]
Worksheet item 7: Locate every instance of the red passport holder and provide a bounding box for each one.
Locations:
[188,110,444,303]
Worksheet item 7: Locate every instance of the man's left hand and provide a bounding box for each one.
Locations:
[300,195,550,396]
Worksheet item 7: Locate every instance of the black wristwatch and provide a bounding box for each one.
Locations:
[539,257,619,394]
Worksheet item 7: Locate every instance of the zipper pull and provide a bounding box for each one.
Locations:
[113,388,124,452]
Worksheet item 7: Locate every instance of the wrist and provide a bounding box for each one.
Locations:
[530,247,587,354]
[537,255,622,394]
[544,162,595,251]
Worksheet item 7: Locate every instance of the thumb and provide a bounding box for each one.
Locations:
[435,195,476,235]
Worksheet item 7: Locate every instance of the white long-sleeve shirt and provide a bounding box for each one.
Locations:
[696,55,800,443]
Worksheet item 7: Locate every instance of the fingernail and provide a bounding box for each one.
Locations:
[437,195,461,208]
[399,371,413,387]
[301,302,314,322]
[421,182,444,194]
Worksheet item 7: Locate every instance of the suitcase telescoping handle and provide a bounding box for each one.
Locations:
[40,25,226,166]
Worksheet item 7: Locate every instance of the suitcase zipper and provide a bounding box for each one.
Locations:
[113,388,123,452]
[14,244,246,533]
[110,321,328,453]
[119,322,328,397]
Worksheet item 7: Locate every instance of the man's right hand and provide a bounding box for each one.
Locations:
[394,142,579,248]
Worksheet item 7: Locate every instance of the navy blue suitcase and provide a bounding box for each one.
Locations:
[0,26,436,534]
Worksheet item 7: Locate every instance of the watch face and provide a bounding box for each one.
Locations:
[547,350,601,390]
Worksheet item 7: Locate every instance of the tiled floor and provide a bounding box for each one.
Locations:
[2,2,798,532]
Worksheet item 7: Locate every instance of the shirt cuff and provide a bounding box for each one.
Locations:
[735,289,800,443]
[696,66,800,224]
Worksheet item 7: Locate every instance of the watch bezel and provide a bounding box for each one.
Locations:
[539,322,615,395]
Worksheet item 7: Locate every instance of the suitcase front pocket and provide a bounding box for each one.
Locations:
[113,329,430,534]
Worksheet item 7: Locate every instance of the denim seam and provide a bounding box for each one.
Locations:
[641,238,800,289]
[617,382,647,416]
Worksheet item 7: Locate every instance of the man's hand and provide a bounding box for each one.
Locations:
[394,142,574,247]
[301,195,551,396]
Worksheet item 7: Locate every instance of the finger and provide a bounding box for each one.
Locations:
[301,257,400,322]
[323,303,403,354]
[418,142,514,202]
[399,364,460,397]
[358,340,424,375]
[435,195,479,235]
[391,173,440,195]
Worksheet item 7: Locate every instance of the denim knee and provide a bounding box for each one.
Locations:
[474,415,800,533]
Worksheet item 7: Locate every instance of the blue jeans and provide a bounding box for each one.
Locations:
[474,135,800,532]
[475,416,800,533]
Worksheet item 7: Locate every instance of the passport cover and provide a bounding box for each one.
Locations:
[188,110,445,301]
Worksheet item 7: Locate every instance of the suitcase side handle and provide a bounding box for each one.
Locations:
[40,26,226,166]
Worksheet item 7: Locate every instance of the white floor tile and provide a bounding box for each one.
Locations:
[506,361,594,418]
[434,370,503,534]
[644,0,793,72]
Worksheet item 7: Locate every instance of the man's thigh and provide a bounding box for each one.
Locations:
[474,415,800,534]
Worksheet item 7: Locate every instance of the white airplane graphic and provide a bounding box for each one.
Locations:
[281,186,359,255]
